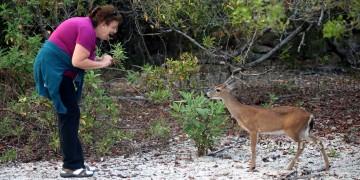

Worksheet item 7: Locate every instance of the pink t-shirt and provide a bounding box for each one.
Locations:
[49,17,96,60]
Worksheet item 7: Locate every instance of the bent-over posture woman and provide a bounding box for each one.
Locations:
[33,5,122,178]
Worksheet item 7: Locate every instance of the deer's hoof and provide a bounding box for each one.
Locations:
[324,165,331,171]
[247,166,257,172]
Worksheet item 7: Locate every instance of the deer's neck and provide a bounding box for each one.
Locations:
[221,92,250,116]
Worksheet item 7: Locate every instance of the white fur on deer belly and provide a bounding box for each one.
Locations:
[259,130,285,135]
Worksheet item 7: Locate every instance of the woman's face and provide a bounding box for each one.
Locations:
[96,21,119,40]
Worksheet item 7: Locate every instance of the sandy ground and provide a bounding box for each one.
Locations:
[0,133,359,180]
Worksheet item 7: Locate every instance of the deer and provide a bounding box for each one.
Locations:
[206,70,330,171]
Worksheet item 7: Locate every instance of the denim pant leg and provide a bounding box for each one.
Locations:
[57,76,84,170]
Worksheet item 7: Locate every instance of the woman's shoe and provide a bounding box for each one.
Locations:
[60,168,94,178]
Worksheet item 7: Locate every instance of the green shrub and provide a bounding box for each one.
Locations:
[0,70,132,162]
[323,17,346,39]
[148,119,171,140]
[146,89,172,104]
[164,52,199,89]
[137,52,199,91]
[0,93,57,162]
[0,117,17,138]
[82,70,131,156]
[126,70,141,84]
[0,148,17,163]
[171,91,228,156]
[141,64,166,90]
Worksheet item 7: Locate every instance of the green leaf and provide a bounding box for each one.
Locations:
[196,108,209,117]
[323,18,346,39]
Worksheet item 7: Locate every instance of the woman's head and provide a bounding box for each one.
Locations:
[89,5,123,40]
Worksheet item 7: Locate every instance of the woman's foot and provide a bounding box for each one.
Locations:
[60,168,94,178]
[84,164,98,172]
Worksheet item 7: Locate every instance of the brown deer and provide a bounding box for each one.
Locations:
[206,74,329,171]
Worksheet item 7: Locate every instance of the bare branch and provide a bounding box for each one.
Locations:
[131,3,152,62]
[237,68,274,76]
[116,96,148,101]
[207,138,246,157]
[298,24,313,52]
[170,29,206,51]
[243,29,258,62]
[228,28,271,60]
[351,66,360,71]
[318,4,325,26]
[171,28,227,59]
[230,66,274,76]
[245,23,305,67]
[297,32,306,53]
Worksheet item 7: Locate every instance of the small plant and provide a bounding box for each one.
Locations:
[146,89,172,104]
[0,148,17,163]
[165,52,199,88]
[319,55,330,65]
[171,91,228,156]
[110,42,128,70]
[0,117,15,138]
[149,119,171,140]
[95,130,131,156]
[84,70,103,91]
[233,55,246,64]
[327,148,340,158]
[202,35,216,49]
[262,93,279,108]
[126,70,141,84]
[288,146,296,155]
[49,132,60,152]
[323,17,346,39]
[279,45,298,68]
[141,64,166,90]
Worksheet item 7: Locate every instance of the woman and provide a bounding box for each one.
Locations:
[33,5,122,178]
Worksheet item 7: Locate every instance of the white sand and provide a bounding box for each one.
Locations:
[0,133,359,180]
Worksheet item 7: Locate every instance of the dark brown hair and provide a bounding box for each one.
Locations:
[89,5,123,27]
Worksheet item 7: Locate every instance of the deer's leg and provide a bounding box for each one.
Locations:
[309,135,330,171]
[287,141,305,170]
[249,132,258,171]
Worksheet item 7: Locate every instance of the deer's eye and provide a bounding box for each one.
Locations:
[216,89,221,92]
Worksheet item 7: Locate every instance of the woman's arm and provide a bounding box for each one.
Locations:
[72,43,112,69]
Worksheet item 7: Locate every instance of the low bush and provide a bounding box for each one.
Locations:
[171,91,228,156]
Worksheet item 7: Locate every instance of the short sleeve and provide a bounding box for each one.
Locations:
[76,26,96,59]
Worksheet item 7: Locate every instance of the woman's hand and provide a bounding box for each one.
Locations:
[72,44,112,70]
[100,54,113,68]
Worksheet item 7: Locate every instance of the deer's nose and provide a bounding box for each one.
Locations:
[204,88,211,94]
[203,88,209,97]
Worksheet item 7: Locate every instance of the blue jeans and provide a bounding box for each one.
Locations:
[57,76,85,170]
